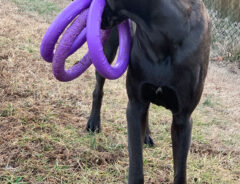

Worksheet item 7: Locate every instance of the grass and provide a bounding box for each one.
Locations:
[10,0,62,21]
[232,45,240,62]
[0,0,240,183]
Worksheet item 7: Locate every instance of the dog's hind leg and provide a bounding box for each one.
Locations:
[86,71,106,133]
[171,113,193,184]
[143,110,154,147]
[86,27,118,133]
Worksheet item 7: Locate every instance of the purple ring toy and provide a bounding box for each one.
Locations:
[41,0,131,81]
[52,10,111,82]
[52,10,91,82]
[87,0,131,80]
[40,0,91,63]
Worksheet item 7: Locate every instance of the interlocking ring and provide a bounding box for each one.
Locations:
[40,0,131,81]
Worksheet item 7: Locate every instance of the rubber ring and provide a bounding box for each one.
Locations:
[52,11,93,82]
[40,0,92,62]
[87,0,131,79]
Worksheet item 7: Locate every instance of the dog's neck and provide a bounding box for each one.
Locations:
[106,0,193,62]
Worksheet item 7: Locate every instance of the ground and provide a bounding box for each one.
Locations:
[0,0,239,183]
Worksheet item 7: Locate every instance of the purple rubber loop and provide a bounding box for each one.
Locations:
[67,28,87,56]
[52,10,111,82]
[40,0,92,62]
[52,11,90,82]
[87,0,131,80]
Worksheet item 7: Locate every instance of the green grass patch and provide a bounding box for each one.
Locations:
[1,175,26,184]
[11,0,62,20]
[0,104,15,117]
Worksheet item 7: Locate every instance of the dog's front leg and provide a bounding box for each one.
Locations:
[171,113,193,184]
[127,100,149,184]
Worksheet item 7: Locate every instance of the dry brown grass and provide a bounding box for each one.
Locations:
[0,0,239,183]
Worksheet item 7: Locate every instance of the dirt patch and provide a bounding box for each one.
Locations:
[190,141,240,157]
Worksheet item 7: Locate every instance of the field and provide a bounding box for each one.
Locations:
[0,0,240,183]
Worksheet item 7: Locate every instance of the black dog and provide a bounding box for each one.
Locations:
[86,0,211,183]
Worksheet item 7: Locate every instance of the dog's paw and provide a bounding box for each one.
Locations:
[86,116,101,133]
[144,134,154,147]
